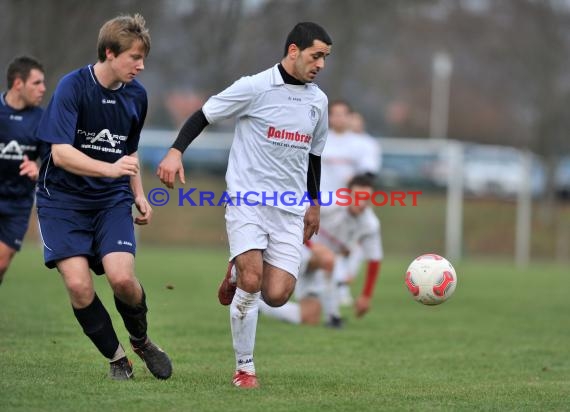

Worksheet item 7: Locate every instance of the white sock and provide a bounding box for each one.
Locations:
[230,288,260,373]
[109,344,126,362]
[258,299,301,324]
[321,269,341,319]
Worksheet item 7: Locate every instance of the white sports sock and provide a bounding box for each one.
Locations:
[334,256,354,306]
[321,269,341,319]
[230,288,260,373]
[258,299,301,324]
[109,344,126,363]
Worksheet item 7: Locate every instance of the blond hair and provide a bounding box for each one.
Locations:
[97,13,150,62]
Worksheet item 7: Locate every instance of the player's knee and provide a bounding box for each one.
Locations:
[0,253,14,273]
[237,269,262,292]
[302,312,320,325]
[65,278,93,305]
[261,288,293,307]
[108,274,138,297]
[321,252,335,273]
[0,261,9,275]
[300,299,321,325]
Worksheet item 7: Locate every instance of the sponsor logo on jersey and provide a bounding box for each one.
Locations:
[267,126,312,143]
[85,129,124,147]
[117,240,134,247]
[0,140,36,160]
[77,128,127,154]
[101,98,116,105]
[9,114,23,121]
[308,106,318,126]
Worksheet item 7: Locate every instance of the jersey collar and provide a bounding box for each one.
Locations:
[271,63,311,88]
[270,64,285,86]
[87,64,125,91]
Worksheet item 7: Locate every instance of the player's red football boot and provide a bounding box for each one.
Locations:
[232,370,259,389]
[218,261,236,305]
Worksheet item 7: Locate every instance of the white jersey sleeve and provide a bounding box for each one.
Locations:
[202,77,254,124]
[310,98,329,156]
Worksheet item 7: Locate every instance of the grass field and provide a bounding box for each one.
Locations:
[1,246,569,411]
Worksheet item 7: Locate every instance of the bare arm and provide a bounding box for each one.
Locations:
[157,109,209,188]
[129,152,152,225]
[51,143,139,178]
[19,155,39,181]
[355,260,382,318]
[157,148,185,189]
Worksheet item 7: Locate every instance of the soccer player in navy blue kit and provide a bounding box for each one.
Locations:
[36,14,172,380]
[0,56,46,286]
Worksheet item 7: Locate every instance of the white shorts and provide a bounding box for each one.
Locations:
[225,202,304,278]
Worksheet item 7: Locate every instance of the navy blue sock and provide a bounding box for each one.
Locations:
[73,294,120,359]
[114,289,148,342]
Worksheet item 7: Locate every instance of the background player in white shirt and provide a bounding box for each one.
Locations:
[349,109,382,173]
[157,22,332,389]
[320,100,382,305]
[320,100,379,197]
[340,108,383,303]
[259,173,383,326]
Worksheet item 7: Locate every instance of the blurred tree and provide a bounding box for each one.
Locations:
[1,0,569,162]
[0,0,161,89]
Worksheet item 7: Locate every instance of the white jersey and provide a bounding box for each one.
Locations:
[320,130,380,195]
[313,205,383,261]
[354,132,382,173]
[202,64,329,215]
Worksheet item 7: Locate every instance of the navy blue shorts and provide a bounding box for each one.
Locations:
[0,212,30,251]
[37,206,136,275]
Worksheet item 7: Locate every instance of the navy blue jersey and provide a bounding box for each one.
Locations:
[0,93,45,214]
[36,65,147,210]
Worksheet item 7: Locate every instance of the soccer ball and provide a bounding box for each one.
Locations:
[405,253,457,305]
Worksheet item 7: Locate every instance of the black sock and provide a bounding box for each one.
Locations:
[114,288,148,342]
[73,294,120,359]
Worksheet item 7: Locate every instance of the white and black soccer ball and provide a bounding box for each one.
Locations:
[405,253,457,305]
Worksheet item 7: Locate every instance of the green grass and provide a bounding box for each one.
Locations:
[1,247,569,411]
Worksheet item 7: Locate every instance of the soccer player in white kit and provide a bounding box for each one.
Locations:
[259,174,383,326]
[320,100,382,306]
[157,22,332,389]
[320,100,380,197]
[348,109,382,174]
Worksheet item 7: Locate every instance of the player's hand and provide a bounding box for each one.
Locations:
[134,195,152,225]
[354,295,371,318]
[19,155,39,181]
[156,148,185,189]
[303,203,320,243]
[110,156,140,178]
